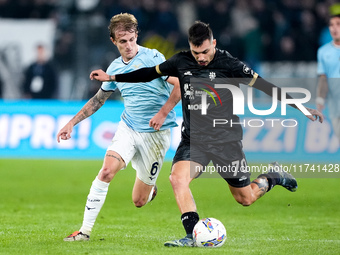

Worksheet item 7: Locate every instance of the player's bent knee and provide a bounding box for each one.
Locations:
[98,167,115,182]
[169,174,187,189]
[240,200,253,207]
[234,196,254,207]
[133,198,147,208]
[169,174,177,185]
[134,202,145,208]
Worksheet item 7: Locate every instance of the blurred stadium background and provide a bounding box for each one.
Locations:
[0,0,339,162]
[1,2,339,254]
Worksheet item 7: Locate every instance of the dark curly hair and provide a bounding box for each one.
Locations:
[188,21,213,47]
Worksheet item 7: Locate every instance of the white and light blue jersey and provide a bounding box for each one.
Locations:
[101,45,177,132]
[317,42,340,118]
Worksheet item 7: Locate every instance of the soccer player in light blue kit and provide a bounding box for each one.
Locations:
[57,13,180,241]
[316,13,340,141]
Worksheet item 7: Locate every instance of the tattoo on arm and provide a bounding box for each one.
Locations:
[252,177,269,197]
[71,90,112,126]
[105,153,121,162]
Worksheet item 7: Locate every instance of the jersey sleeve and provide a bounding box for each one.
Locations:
[156,53,180,77]
[229,57,258,86]
[150,49,169,81]
[316,48,325,75]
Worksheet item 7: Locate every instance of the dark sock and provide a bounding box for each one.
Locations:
[181,211,199,238]
[257,172,280,192]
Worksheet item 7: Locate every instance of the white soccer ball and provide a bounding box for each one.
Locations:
[193,218,227,248]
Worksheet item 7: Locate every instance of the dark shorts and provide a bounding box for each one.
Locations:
[172,140,251,187]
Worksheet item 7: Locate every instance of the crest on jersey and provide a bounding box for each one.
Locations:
[209,72,216,81]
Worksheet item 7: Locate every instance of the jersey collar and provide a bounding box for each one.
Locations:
[121,45,140,65]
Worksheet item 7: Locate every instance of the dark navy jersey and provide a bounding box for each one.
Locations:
[156,48,258,144]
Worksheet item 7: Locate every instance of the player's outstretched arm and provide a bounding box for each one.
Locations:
[305,107,324,123]
[90,66,162,83]
[149,77,181,131]
[57,89,112,142]
[90,69,113,82]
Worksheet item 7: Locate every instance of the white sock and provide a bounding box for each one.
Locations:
[146,185,155,204]
[79,177,109,235]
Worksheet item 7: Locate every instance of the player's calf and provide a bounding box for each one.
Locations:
[133,185,157,208]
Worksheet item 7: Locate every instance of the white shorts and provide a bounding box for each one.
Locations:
[107,121,171,185]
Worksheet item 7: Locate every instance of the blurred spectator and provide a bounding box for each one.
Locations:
[317,1,335,46]
[275,35,299,61]
[10,0,33,19]
[271,10,290,60]
[176,0,195,38]
[104,0,143,23]
[2,0,338,64]
[139,0,157,38]
[0,0,14,18]
[140,0,181,58]
[0,44,24,99]
[250,0,274,61]
[296,10,319,61]
[30,0,57,19]
[208,0,232,48]
[231,0,258,39]
[54,30,76,100]
[196,0,215,24]
[7,0,56,19]
[152,0,180,46]
[23,44,58,99]
[279,0,302,29]
[230,0,263,66]
[2,0,339,100]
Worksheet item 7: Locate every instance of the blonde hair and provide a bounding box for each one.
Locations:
[108,13,138,39]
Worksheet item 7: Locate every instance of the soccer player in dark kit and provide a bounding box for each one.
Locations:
[90,21,323,247]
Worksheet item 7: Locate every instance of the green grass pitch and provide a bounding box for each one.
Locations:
[0,159,339,254]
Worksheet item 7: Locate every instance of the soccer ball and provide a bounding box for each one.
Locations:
[193,218,227,247]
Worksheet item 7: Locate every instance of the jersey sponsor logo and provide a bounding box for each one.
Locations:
[188,103,210,110]
[184,83,195,99]
[185,83,222,107]
[195,90,216,97]
[184,71,192,76]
